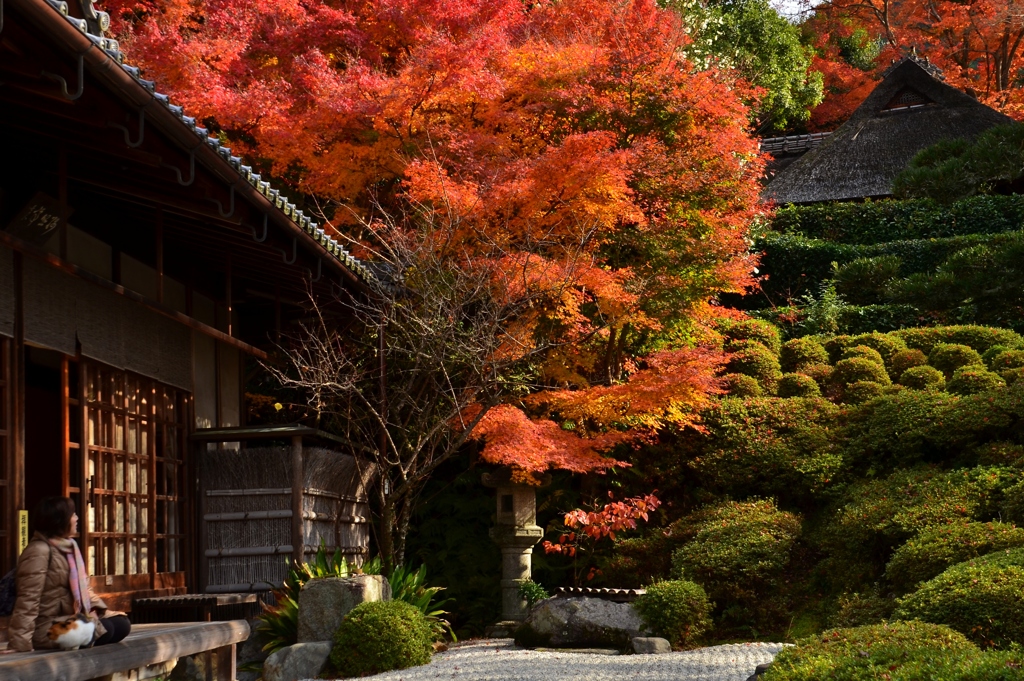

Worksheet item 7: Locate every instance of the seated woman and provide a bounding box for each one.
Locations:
[8,496,131,652]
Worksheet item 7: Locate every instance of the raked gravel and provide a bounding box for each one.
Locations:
[314,638,786,681]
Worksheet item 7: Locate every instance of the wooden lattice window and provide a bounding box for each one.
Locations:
[83,362,187,577]
[883,88,934,112]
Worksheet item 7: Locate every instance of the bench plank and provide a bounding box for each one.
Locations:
[0,621,250,681]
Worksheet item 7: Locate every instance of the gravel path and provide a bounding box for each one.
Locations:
[322,638,786,681]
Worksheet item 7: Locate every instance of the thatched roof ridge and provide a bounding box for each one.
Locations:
[763,57,1015,205]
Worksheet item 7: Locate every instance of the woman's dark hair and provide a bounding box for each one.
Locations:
[33,496,76,538]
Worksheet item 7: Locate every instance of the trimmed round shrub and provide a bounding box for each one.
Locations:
[841,345,885,366]
[900,364,946,390]
[973,441,1024,468]
[947,366,1005,396]
[722,373,762,397]
[722,319,782,355]
[989,349,1024,373]
[1002,480,1024,524]
[896,325,1024,354]
[763,622,980,681]
[843,380,886,404]
[886,521,1024,593]
[891,348,929,378]
[823,335,855,364]
[802,363,833,384]
[726,340,782,392]
[831,357,891,387]
[632,580,711,649]
[1001,367,1024,385]
[671,500,801,615]
[982,344,1011,369]
[780,337,829,373]
[893,547,1024,648]
[929,343,984,379]
[827,589,896,629]
[777,373,821,398]
[329,600,433,677]
[849,332,909,370]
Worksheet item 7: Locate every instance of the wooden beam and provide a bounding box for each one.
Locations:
[291,435,303,567]
[11,253,25,564]
[0,230,268,360]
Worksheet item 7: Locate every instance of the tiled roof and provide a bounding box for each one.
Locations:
[34,0,377,286]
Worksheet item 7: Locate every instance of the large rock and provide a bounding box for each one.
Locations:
[263,641,333,681]
[632,636,672,654]
[297,575,391,642]
[514,597,645,650]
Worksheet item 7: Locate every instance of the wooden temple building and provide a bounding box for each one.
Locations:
[0,0,375,613]
[762,55,1015,204]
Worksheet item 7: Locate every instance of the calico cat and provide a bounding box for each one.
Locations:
[47,613,95,650]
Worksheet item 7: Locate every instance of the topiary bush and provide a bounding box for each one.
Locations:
[929,343,985,379]
[841,345,886,366]
[982,345,1012,369]
[848,332,909,369]
[777,373,821,398]
[726,340,782,393]
[1001,367,1024,385]
[762,622,982,681]
[900,364,947,390]
[823,335,855,364]
[896,325,1023,355]
[891,348,929,378]
[632,580,712,649]
[722,319,782,355]
[1001,480,1024,524]
[670,500,800,629]
[989,349,1024,373]
[832,255,902,305]
[893,547,1024,648]
[885,522,1024,593]
[780,337,829,373]
[830,357,891,390]
[722,373,763,397]
[328,600,433,678]
[843,380,887,404]
[947,366,1006,396]
[802,363,833,384]
[827,588,896,629]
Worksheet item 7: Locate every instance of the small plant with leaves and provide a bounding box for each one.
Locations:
[389,564,456,642]
[518,580,550,608]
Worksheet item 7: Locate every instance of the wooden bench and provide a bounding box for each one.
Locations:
[0,620,249,681]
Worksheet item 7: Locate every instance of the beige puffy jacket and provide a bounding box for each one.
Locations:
[8,533,107,651]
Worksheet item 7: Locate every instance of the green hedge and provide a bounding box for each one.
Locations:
[769,194,1024,245]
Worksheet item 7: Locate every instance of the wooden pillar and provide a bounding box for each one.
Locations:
[60,358,70,498]
[11,252,25,563]
[79,361,91,575]
[291,435,303,567]
[58,145,68,261]
[156,212,164,304]
[225,256,232,338]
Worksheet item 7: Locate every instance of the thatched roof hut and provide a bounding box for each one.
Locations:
[763,56,1015,205]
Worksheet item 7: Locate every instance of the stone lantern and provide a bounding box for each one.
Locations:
[482,469,549,635]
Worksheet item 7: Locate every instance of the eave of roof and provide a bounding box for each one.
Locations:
[14,0,379,290]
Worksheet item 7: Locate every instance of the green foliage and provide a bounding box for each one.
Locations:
[670,500,800,628]
[827,588,895,629]
[328,600,433,677]
[830,357,890,389]
[632,579,712,649]
[722,318,782,355]
[930,344,985,379]
[891,348,928,377]
[763,622,984,681]
[842,381,887,405]
[780,337,829,372]
[684,397,843,503]
[899,365,946,390]
[388,563,455,642]
[833,255,902,305]
[843,390,956,471]
[777,373,821,398]
[886,522,1024,593]
[726,340,782,392]
[983,345,1013,369]
[723,372,764,397]
[894,548,1024,648]
[990,350,1024,372]
[947,366,1006,396]
[895,326,1023,355]
[893,124,1024,204]
[601,533,677,589]
[1001,480,1024,524]
[826,467,1015,574]
[1002,367,1024,385]
[255,544,370,657]
[667,0,822,133]
[847,332,909,369]
[840,345,885,366]
[769,195,1024,245]
[517,580,549,608]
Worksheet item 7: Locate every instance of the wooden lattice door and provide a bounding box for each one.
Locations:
[81,361,188,587]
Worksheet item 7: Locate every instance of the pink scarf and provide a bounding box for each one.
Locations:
[47,537,91,614]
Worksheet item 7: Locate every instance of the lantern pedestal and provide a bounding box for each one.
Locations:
[482,470,548,637]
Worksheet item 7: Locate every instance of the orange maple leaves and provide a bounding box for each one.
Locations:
[542,493,661,557]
